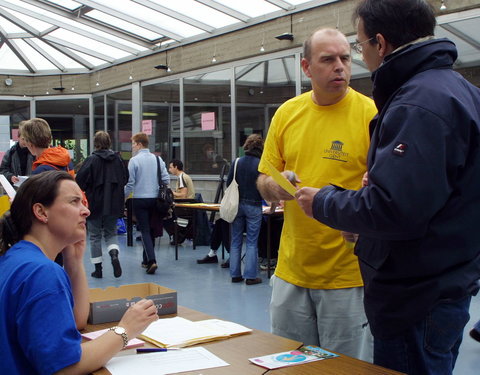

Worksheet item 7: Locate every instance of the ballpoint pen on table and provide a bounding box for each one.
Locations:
[136,348,181,353]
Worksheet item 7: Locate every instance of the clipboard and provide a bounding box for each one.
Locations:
[0,174,16,200]
[264,160,297,197]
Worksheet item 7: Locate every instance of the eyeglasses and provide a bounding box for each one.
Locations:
[352,37,374,54]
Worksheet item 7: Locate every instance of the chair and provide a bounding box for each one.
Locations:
[173,193,212,260]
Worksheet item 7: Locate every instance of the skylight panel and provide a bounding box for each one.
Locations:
[43,0,82,11]
[86,9,163,40]
[214,0,279,18]
[149,0,238,28]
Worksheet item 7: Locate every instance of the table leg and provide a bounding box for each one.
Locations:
[127,199,133,247]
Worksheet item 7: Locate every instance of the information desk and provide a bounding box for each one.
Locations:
[88,306,405,375]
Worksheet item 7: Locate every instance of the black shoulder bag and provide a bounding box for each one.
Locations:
[155,156,174,219]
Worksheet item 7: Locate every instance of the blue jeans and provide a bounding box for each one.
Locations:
[132,198,157,264]
[88,215,119,264]
[230,201,262,279]
[374,295,471,375]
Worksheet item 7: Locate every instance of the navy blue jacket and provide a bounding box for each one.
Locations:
[227,154,262,205]
[312,39,480,338]
[76,150,128,219]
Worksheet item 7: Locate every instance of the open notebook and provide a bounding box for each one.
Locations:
[139,316,252,348]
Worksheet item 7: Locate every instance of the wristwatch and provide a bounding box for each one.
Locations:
[109,326,128,349]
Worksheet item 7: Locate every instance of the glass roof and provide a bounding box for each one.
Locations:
[0,0,339,74]
[0,0,479,81]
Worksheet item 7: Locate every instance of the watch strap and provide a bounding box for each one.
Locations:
[109,326,128,349]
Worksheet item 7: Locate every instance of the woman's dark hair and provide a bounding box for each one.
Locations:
[354,0,436,50]
[0,171,74,255]
[243,133,264,152]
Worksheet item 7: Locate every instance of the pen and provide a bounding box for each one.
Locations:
[136,348,181,353]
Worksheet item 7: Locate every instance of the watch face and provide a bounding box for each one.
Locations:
[114,326,126,334]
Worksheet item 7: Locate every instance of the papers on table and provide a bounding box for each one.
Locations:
[249,345,339,370]
[13,175,28,187]
[81,328,145,350]
[106,346,229,375]
[139,316,252,348]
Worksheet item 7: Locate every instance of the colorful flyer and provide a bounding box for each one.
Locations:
[249,345,338,370]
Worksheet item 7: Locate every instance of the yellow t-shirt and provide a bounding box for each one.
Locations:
[176,172,195,199]
[258,89,377,289]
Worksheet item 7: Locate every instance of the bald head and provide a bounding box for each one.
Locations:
[303,28,349,61]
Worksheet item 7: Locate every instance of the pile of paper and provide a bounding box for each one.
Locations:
[139,317,252,348]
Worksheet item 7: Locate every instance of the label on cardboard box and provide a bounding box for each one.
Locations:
[88,283,177,324]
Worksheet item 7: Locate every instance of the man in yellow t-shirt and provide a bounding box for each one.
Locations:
[257,28,377,361]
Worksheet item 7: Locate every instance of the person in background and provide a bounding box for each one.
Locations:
[21,118,75,176]
[257,28,376,360]
[168,159,195,199]
[0,171,158,374]
[76,131,128,279]
[21,117,75,266]
[295,1,480,374]
[196,218,230,265]
[125,132,169,275]
[229,133,264,286]
[0,122,34,185]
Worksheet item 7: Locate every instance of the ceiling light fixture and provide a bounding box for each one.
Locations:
[211,44,217,63]
[275,15,294,41]
[155,51,172,72]
[53,75,65,91]
[440,0,447,10]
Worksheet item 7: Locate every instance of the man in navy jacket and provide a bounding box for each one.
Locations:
[296,1,480,374]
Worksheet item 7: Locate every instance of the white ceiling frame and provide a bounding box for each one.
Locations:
[195,0,251,23]
[24,38,66,71]
[0,0,143,55]
[40,37,96,70]
[266,0,295,11]
[21,0,154,48]
[43,35,115,63]
[440,24,480,51]
[132,0,215,33]
[74,0,184,41]
[0,29,36,72]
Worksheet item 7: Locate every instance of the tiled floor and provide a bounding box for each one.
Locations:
[84,233,480,374]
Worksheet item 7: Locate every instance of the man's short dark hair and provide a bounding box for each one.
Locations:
[354,0,436,50]
[170,159,184,171]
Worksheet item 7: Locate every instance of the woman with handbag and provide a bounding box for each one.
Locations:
[228,134,264,285]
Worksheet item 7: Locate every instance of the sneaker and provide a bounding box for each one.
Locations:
[260,259,277,271]
[246,277,262,285]
[197,255,218,264]
[146,262,158,275]
[470,328,480,342]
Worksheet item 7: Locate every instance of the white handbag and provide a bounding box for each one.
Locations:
[219,158,240,223]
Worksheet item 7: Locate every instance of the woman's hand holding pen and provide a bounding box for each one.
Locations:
[118,299,159,341]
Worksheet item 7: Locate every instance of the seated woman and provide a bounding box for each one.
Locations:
[0,171,158,374]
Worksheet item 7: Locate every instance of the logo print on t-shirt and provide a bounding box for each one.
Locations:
[393,143,407,156]
[323,140,348,162]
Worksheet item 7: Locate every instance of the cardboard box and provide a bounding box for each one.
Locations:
[88,283,177,324]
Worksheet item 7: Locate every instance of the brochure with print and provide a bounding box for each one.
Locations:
[249,345,339,370]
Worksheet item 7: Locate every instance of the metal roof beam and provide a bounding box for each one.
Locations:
[195,0,250,23]
[1,0,142,54]
[43,35,115,63]
[0,27,36,73]
[74,0,184,41]
[266,0,295,11]
[40,38,95,70]
[132,0,215,33]
[20,0,154,48]
[24,38,66,72]
[440,24,480,50]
